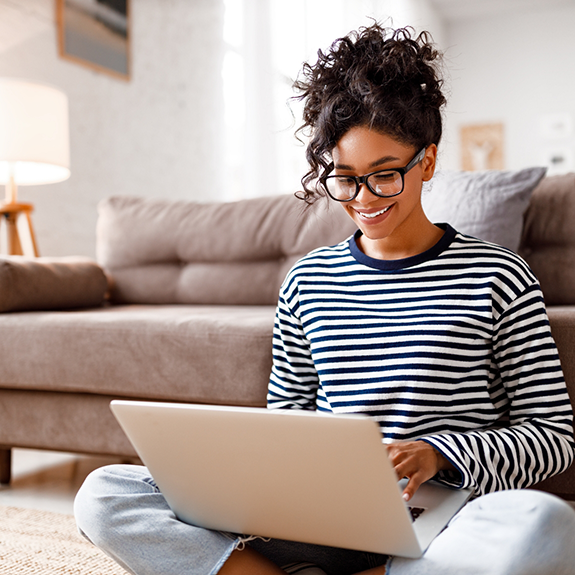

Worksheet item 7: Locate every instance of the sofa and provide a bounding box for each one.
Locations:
[0,169,574,501]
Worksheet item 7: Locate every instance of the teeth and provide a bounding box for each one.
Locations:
[358,206,391,219]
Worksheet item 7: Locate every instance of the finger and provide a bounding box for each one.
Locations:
[402,472,425,502]
[385,443,400,459]
[386,443,414,465]
[393,459,414,481]
[385,445,404,477]
[387,447,418,477]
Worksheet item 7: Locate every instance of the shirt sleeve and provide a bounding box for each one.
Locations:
[422,283,575,495]
[267,283,319,410]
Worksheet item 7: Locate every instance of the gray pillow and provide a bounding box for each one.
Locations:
[422,167,547,251]
[0,256,108,312]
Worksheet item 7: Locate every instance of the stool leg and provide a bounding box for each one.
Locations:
[24,211,39,257]
[5,213,24,255]
[0,448,12,485]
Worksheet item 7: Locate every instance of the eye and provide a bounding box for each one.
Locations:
[371,172,397,184]
[335,176,356,186]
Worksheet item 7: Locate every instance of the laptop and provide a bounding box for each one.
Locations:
[110,400,472,559]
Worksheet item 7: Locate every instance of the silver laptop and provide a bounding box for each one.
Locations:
[110,400,472,559]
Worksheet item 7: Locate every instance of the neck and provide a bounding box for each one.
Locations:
[358,218,444,261]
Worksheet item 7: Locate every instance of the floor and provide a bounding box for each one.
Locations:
[0,448,129,515]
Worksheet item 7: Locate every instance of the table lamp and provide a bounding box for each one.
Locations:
[0,78,71,256]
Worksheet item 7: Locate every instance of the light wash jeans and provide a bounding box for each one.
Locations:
[74,464,575,575]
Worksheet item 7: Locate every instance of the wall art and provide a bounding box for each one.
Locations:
[57,0,130,80]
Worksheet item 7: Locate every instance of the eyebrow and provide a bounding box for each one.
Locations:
[334,155,401,171]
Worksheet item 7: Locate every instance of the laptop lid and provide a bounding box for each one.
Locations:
[110,400,471,558]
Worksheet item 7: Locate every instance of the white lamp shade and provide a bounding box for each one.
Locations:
[0,78,70,185]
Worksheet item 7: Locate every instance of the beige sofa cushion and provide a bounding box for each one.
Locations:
[519,173,575,305]
[0,304,274,406]
[96,194,356,305]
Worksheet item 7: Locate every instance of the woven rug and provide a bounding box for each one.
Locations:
[0,506,128,574]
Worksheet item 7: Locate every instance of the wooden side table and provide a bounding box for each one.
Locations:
[0,202,39,257]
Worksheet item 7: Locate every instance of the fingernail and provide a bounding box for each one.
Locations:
[402,493,410,502]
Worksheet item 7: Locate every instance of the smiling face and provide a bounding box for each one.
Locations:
[331,126,441,260]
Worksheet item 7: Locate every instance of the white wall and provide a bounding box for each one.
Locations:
[0,0,224,258]
[3,1,573,256]
[224,0,446,202]
[440,3,575,172]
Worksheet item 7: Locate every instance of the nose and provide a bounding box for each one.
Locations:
[354,182,375,205]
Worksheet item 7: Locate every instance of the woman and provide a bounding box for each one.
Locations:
[75,24,575,575]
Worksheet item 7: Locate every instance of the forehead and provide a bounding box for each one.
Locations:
[332,126,414,169]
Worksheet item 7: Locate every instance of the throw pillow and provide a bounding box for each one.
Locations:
[422,167,547,252]
[0,256,108,312]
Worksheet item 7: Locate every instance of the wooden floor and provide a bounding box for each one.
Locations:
[0,449,127,515]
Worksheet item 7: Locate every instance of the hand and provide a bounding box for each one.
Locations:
[386,441,455,502]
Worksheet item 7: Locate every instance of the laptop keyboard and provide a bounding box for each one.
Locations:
[409,506,426,522]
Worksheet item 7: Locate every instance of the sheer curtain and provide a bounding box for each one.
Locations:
[222,0,445,201]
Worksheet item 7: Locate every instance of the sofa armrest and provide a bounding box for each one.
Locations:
[532,306,575,500]
[549,307,575,402]
[0,256,108,312]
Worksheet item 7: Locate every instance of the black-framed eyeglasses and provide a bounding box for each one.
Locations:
[320,147,427,202]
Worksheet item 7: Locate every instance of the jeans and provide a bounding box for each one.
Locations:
[74,464,575,575]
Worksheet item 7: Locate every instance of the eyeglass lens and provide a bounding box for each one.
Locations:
[325,170,403,200]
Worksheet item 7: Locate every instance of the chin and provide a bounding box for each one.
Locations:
[357,225,392,242]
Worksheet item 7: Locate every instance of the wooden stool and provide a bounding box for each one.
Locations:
[0,202,39,257]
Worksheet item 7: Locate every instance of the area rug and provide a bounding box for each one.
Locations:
[0,505,128,574]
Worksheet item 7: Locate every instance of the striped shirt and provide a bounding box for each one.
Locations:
[267,225,575,495]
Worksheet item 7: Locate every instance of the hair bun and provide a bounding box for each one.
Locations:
[294,24,446,204]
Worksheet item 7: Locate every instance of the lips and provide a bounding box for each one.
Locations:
[354,204,393,221]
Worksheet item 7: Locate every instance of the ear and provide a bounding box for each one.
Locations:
[421,144,437,182]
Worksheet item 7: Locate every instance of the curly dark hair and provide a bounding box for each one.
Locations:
[293,24,446,203]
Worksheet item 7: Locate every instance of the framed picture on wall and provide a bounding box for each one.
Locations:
[56,0,130,81]
[460,123,505,171]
